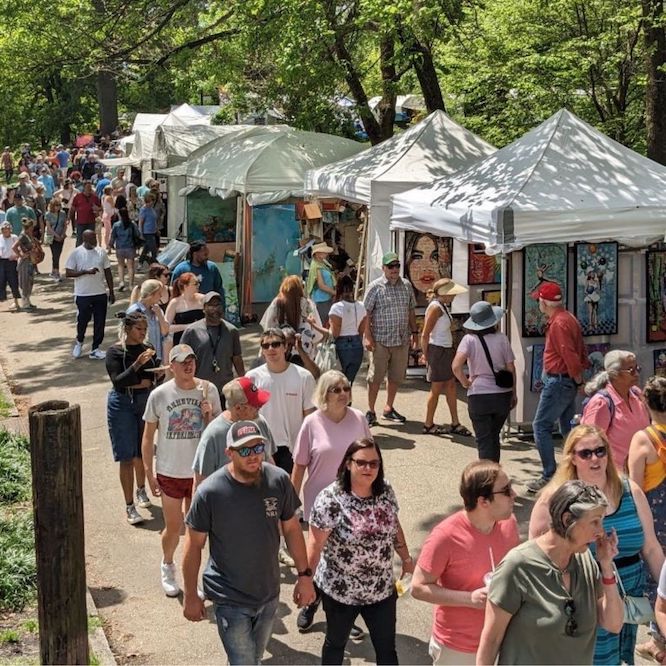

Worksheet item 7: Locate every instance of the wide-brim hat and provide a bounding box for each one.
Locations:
[311,242,333,255]
[464,300,505,331]
[434,279,467,297]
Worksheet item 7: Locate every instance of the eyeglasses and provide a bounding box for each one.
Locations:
[564,598,577,636]
[328,386,351,394]
[619,366,641,374]
[236,443,265,457]
[574,446,607,460]
[386,262,401,270]
[492,483,513,497]
[261,341,283,349]
[351,458,380,470]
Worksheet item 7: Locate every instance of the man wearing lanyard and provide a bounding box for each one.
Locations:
[180,291,244,405]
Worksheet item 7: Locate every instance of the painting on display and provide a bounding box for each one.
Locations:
[531,342,611,392]
[468,244,501,285]
[251,204,302,303]
[406,310,427,376]
[186,190,237,243]
[573,242,618,336]
[522,243,569,337]
[654,349,666,377]
[403,232,453,307]
[530,344,545,392]
[482,290,502,307]
[216,260,240,327]
[647,251,666,343]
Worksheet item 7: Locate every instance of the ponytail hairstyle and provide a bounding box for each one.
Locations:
[115,310,148,349]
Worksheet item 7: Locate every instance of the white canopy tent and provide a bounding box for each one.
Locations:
[305,109,496,281]
[131,113,167,133]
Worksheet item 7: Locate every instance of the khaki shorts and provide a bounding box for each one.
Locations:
[367,342,410,384]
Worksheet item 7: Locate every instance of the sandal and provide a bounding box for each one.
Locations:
[450,423,472,437]
[636,639,666,663]
[422,424,449,435]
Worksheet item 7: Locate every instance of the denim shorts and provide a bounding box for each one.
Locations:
[107,389,149,462]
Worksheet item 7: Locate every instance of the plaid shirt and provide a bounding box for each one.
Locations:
[364,275,416,347]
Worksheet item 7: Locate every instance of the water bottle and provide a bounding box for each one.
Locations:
[395,574,412,598]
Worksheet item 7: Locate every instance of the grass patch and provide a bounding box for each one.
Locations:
[87,616,103,632]
[0,628,21,644]
[21,619,38,634]
[0,430,30,504]
[0,390,12,418]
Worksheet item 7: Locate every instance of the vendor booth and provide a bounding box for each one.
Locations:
[391,108,666,424]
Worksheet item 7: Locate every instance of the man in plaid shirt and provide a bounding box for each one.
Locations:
[363,252,418,426]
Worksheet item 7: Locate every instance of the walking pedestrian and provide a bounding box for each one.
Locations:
[109,207,139,292]
[126,279,170,364]
[165,272,205,346]
[306,242,336,324]
[0,221,20,311]
[137,192,158,267]
[5,192,36,235]
[171,240,225,303]
[69,181,101,246]
[12,218,38,310]
[44,198,67,281]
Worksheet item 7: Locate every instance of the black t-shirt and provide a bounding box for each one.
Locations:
[105,342,159,391]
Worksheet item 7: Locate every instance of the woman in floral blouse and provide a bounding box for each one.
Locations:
[307,438,414,664]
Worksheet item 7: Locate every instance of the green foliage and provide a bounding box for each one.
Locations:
[0,509,36,612]
[0,430,30,504]
[0,629,21,645]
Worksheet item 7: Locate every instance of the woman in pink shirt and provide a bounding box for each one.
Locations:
[581,350,649,470]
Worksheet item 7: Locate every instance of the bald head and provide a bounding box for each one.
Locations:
[82,229,97,248]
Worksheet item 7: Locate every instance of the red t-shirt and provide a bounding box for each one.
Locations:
[417,511,520,653]
[71,192,100,225]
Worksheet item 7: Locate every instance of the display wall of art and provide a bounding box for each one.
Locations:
[654,349,666,377]
[531,342,610,392]
[522,243,569,337]
[482,290,502,307]
[573,242,618,336]
[647,250,666,343]
[403,232,453,307]
[216,260,240,327]
[530,344,545,392]
[186,190,237,243]
[468,244,501,285]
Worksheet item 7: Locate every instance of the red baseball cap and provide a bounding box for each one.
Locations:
[236,376,270,409]
[532,282,563,301]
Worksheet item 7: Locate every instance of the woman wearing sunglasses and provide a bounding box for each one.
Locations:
[307,438,413,664]
[580,350,650,469]
[529,425,664,664]
[291,370,372,632]
[478,480,623,665]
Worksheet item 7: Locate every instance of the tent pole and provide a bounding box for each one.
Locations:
[500,252,513,440]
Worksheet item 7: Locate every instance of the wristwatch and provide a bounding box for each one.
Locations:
[297,568,313,577]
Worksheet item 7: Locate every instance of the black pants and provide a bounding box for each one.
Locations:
[467,392,512,462]
[321,590,398,665]
[0,258,20,299]
[138,233,158,264]
[50,240,64,272]
[75,222,95,246]
[273,446,293,474]
[4,168,13,183]
[75,293,108,349]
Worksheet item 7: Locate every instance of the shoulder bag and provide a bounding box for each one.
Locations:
[613,562,654,625]
[475,333,514,389]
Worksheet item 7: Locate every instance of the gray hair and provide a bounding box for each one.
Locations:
[584,349,636,396]
[222,379,250,409]
[139,279,163,300]
[313,369,349,410]
[549,480,608,539]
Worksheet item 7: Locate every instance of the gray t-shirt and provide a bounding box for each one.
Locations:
[180,319,241,395]
[186,463,300,606]
[191,413,277,477]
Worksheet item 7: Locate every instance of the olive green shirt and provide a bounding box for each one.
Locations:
[489,540,602,665]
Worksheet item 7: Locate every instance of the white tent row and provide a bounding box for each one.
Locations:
[368,95,426,113]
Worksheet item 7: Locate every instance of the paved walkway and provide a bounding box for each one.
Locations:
[2,237,646,664]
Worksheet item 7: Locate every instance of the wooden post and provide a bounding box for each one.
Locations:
[29,401,89,665]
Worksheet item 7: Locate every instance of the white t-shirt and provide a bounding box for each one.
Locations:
[246,363,316,451]
[143,378,222,478]
[65,246,111,296]
[426,301,452,347]
[329,300,366,337]
[0,234,17,260]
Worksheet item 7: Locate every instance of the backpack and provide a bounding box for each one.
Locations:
[581,386,641,428]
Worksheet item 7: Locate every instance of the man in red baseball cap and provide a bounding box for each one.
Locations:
[527,282,589,493]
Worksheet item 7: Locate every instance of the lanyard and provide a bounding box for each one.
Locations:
[206,324,223,372]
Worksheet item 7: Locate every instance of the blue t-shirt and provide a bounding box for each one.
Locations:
[56,150,70,168]
[139,206,157,234]
[171,260,225,310]
[39,174,55,199]
[95,178,110,198]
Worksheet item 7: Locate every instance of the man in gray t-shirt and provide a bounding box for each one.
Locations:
[182,420,315,664]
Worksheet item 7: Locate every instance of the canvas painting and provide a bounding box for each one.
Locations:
[522,243,568,337]
[404,232,453,307]
[655,349,666,377]
[186,190,237,243]
[482,290,502,307]
[216,260,240,327]
[468,244,501,285]
[531,342,611,392]
[531,344,545,392]
[647,251,666,343]
[574,242,618,336]
[407,311,426,373]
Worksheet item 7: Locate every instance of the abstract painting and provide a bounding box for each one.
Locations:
[574,242,618,336]
[530,344,545,392]
[523,243,568,337]
[647,250,666,343]
[655,349,666,377]
[404,232,453,307]
[186,190,237,243]
[468,244,501,285]
[216,260,240,327]
[482,290,502,307]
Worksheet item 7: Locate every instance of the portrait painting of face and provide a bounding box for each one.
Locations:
[404,232,453,306]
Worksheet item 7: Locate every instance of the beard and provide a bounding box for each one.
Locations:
[234,464,263,486]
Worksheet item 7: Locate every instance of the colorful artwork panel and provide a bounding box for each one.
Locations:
[482,290,502,307]
[468,244,501,285]
[654,349,666,377]
[186,190,237,243]
[403,232,453,307]
[647,251,666,343]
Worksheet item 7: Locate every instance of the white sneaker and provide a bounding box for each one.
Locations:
[161,561,180,597]
[278,547,295,568]
[72,341,82,358]
[126,503,144,525]
[89,348,106,360]
[136,486,151,508]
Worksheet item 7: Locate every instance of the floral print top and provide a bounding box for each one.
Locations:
[310,480,399,605]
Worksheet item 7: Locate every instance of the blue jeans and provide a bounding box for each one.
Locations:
[532,375,578,479]
[214,597,279,665]
[335,335,364,385]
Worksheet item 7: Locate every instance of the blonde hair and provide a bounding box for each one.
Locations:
[548,424,622,503]
[139,279,163,300]
[313,370,349,410]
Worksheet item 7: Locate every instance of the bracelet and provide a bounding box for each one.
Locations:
[601,574,616,585]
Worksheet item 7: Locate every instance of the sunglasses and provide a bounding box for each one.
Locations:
[328,386,351,394]
[619,366,641,374]
[492,482,513,497]
[386,262,401,269]
[574,446,607,460]
[564,598,577,636]
[261,341,284,349]
[236,443,265,457]
[351,458,380,470]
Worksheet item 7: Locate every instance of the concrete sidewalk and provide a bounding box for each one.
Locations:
[1,237,618,665]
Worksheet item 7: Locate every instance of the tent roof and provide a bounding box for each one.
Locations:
[162,103,214,128]
[131,113,167,133]
[390,108,666,252]
[183,127,365,195]
[305,110,495,203]
[154,124,256,161]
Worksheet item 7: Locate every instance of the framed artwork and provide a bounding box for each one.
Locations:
[482,289,502,307]
[451,313,468,350]
[186,190,237,243]
[655,350,666,377]
[530,344,545,392]
[647,250,666,343]
[404,232,453,307]
[532,342,611,392]
[216,260,240,327]
[574,242,618,336]
[522,243,569,337]
[468,244,501,285]
[407,309,427,375]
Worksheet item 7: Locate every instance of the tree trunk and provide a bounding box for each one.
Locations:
[96,69,119,136]
[642,0,666,164]
[412,43,446,113]
[377,35,397,142]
